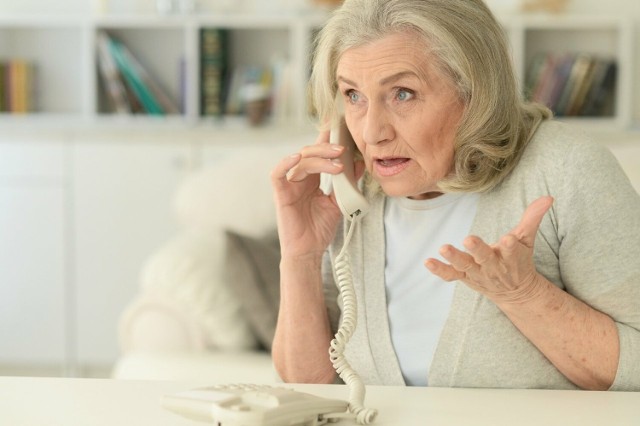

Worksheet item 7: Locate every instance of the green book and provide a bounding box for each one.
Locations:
[108,37,164,115]
[200,28,228,117]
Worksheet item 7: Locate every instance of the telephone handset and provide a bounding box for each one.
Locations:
[329,113,370,218]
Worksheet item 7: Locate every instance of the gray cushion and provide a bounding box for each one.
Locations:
[224,229,280,351]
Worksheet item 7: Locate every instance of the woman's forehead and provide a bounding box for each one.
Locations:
[336,33,443,86]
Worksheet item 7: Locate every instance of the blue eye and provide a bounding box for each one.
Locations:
[344,89,360,104]
[396,89,412,101]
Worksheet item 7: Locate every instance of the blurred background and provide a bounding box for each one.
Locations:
[0,0,638,381]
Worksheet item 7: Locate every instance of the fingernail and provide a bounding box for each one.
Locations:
[331,159,342,166]
[330,145,344,151]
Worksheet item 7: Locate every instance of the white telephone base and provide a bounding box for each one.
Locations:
[162,383,350,426]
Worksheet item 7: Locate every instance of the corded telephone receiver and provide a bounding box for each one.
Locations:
[329,112,370,218]
[162,97,376,426]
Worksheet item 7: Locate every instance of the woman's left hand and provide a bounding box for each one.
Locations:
[425,196,554,305]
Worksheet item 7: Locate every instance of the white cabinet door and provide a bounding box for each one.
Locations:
[0,142,67,367]
[73,140,193,366]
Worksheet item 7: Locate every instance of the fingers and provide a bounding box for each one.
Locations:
[510,196,554,247]
[424,258,465,282]
[271,153,302,189]
[439,244,477,274]
[278,140,347,182]
[463,236,495,265]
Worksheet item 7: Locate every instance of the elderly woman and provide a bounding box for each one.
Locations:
[270,0,640,391]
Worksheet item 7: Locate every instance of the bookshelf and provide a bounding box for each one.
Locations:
[501,14,634,129]
[0,13,635,130]
[0,13,325,128]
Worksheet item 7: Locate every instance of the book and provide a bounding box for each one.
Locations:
[0,62,6,112]
[566,57,597,116]
[96,31,131,114]
[200,28,228,117]
[8,60,32,114]
[524,53,547,100]
[554,54,592,116]
[119,42,180,114]
[530,53,558,106]
[106,35,165,115]
[545,53,574,112]
[581,60,617,117]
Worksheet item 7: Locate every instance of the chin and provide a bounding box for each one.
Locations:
[372,172,441,199]
[378,182,426,198]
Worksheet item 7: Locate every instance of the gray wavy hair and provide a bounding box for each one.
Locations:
[309,0,551,193]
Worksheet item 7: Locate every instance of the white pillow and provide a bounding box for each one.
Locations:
[139,233,258,350]
[174,143,305,237]
[135,140,308,352]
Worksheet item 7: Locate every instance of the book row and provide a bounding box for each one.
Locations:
[97,31,180,115]
[525,52,617,117]
[199,28,292,124]
[97,29,292,123]
[0,60,36,114]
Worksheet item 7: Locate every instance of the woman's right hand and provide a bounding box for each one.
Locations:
[271,130,349,261]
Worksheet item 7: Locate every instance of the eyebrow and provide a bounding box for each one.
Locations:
[337,71,420,88]
[379,71,420,86]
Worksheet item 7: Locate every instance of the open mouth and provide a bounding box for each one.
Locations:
[377,158,409,167]
[374,157,411,177]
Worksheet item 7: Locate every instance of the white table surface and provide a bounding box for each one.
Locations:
[0,376,638,426]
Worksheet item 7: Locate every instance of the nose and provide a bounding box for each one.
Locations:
[362,101,394,146]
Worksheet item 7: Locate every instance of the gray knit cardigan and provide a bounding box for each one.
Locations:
[322,120,640,391]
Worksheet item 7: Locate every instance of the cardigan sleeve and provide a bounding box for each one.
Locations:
[556,138,640,391]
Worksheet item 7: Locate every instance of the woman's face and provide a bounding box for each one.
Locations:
[336,32,465,200]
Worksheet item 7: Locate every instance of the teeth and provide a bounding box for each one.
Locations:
[379,158,407,167]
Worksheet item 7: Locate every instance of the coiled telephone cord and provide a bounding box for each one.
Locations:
[329,214,378,425]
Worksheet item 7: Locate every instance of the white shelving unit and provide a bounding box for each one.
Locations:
[0,13,634,130]
[0,13,326,128]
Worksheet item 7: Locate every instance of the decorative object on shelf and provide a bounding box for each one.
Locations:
[311,0,344,8]
[155,0,197,14]
[521,0,571,14]
[241,83,270,126]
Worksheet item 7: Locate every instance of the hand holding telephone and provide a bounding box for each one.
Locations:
[329,108,369,218]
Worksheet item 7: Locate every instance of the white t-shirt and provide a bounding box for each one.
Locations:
[384,192,479,386]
